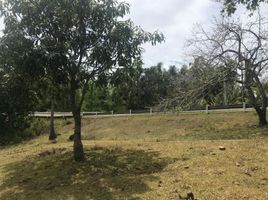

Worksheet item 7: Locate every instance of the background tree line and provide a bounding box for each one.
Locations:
[38,59,246,114]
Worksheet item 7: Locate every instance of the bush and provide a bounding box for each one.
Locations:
[0,119,49,146]
[29,119,50,136]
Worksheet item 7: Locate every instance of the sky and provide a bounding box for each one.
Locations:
[120,0,268,68]
[0,0,223,68]
[120,0,223,67]
[0,1,267,68]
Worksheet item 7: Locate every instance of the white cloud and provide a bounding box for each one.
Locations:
[120,0,222,67]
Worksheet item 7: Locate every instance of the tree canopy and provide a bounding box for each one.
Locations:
[187,15,268,125]
[0,0,164,160]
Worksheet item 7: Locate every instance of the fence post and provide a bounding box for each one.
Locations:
[206,104,209,114]
[129,109,132,116]
[243,102,246,112]
[111,110,114,116]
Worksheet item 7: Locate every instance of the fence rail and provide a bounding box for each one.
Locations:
[189,103,252,111]
[29,103,260,119]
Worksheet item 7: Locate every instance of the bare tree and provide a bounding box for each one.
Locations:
[188,15,268,126]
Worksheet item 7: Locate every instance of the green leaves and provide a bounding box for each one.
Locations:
[222,0,268,15]
[0,0,165,144]
[1,0,164,80]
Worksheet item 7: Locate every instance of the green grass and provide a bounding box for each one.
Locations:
[0,111,268,200]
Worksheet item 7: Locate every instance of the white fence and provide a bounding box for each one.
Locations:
[31,103,255,118]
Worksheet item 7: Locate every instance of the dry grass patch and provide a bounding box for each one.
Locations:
[79,112,268,141]
[0,139,267,200]
[0,112,268,199]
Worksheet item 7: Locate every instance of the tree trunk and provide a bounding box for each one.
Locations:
[7,112,14,129]
[73,111,85,161]
[258,109,267,126]
[250,103,267,126]
[70,78,85,161]
[49,98,57,140]
[246,84,267,127]
[253,103,267,126]
[253,72,267,126]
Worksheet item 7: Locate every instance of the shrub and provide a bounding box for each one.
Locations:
[0,119,49,146]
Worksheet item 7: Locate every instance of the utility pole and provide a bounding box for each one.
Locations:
[241,68,245,103]
[223,80,228,105]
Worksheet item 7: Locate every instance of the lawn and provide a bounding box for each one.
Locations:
[0,111,267,200]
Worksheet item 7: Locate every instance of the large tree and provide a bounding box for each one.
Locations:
[0,28,43,135]
[188,16,268,126]
[0,0,164,161]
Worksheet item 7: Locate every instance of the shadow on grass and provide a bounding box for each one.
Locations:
[0,147,172,200]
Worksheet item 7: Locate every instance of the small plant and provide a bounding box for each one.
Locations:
[29,119,49,136]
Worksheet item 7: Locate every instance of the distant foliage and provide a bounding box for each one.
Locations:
[221,0,268,15]
[81,62,183,112]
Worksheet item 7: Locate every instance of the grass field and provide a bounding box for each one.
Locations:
[0,111,268,200]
